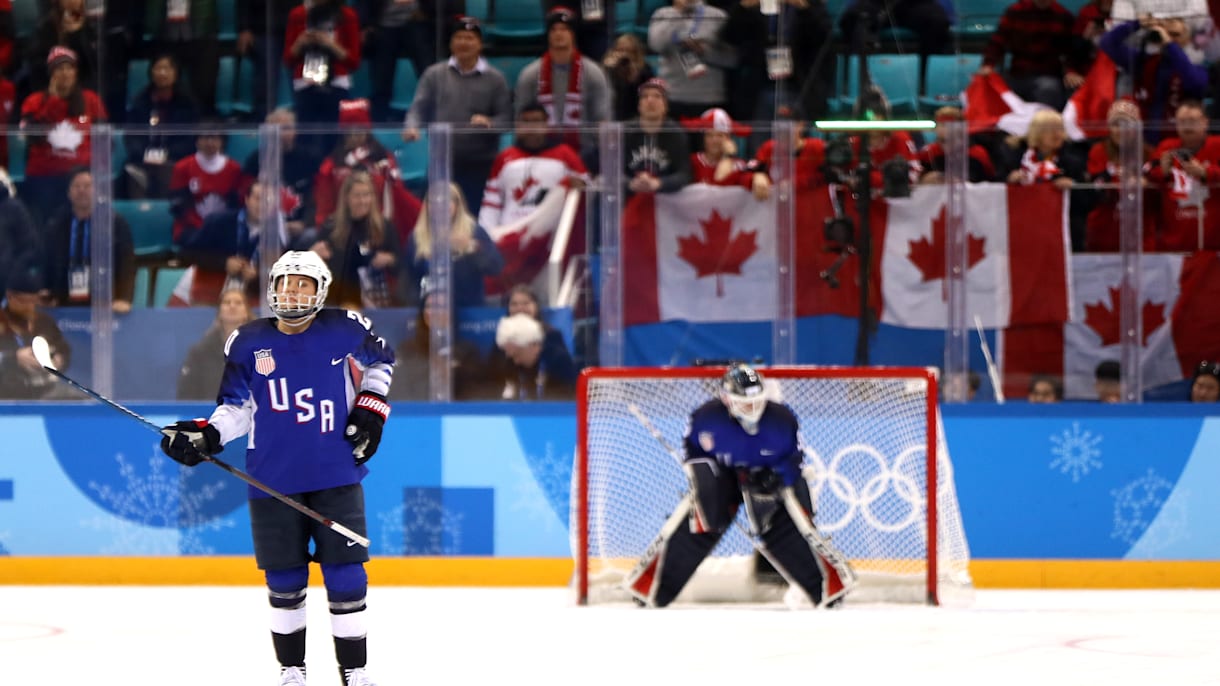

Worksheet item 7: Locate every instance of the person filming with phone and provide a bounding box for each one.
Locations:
[1144,100,1220,251]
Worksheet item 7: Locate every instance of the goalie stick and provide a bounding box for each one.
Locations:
[625,403,855,607]
[30,335,371,548]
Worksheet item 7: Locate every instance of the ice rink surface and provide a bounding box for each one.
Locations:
[1,586,1217,685]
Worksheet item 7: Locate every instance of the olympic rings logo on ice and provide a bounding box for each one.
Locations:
[802,443,927,533]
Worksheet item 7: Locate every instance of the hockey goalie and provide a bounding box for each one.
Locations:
[624,364,857,608]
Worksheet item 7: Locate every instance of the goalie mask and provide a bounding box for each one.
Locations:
[720,363,767,429]
[268,250,331,324]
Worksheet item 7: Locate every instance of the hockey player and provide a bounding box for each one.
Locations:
[625,363,855,608]
[160,250,394,686]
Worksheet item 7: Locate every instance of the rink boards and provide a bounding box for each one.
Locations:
[1,402,1218,587]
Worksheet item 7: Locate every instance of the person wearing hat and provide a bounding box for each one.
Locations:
[314,98,422,241]
[514,6,611,169]
[646,0,735,120]
[1190,360,1220,403]
[402,15,512,216]
[18,45,108,228]
[680,107,763,195]
[27,0,100,94]
[1081,98,1149,252]
[0,266,72,400]
[540,0,615,60]
[623,78,692,196]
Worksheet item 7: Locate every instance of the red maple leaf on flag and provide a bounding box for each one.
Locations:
[906,205,987,289]
[1083,286,1167,346]
[677,209,758,297]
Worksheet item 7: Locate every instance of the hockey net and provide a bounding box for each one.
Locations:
[573,367,972,606]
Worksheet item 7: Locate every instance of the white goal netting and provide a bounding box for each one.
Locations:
[573,367,972,606]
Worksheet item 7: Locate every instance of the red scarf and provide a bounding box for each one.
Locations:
[1018,148,1062,183]
[538,49,583,151]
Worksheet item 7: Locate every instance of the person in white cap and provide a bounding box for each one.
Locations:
[681,107,768,199]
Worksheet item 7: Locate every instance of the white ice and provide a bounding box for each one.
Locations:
[1,586,1218,685]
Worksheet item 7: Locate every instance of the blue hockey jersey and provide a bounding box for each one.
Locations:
[683,399,803,486]
[209,308,395,498]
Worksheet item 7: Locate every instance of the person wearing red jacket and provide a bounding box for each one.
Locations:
[284,0,362,165]
[1144,100,1220,251]
[18,46,106,228]
[681,108,766,197]
[168,124,243,244]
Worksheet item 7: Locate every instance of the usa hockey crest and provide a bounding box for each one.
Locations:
[698,432,715,451]
[253,349,276,376]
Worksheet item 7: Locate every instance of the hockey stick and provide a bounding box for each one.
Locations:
[30,336,371,548]
[974,315,1005,404]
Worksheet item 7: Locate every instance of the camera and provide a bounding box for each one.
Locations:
[880,157,911,198]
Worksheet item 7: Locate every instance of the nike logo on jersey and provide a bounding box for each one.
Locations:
[760,449,776,455]
[331,358,346,366]
[346,539,358,547]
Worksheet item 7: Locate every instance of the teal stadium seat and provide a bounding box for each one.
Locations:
[232,58,257,116]
[464,0,490,22]
[217,0,237,41]
[616,0,638,34]
[127,59,150,109]
[350,62,372,100]
[113,199,174,258]
[836,54,920,115]
[7,134,26,183]
[215,56,238,116]
[920,53,983,110]
[954,0,1003,38]
[489,55,534,90]
[226,130,259,166]
[394,132,429,191]
[12,0,38,39]
[389,59,419,114]
[131,266,151,308]
[152,267,186,307]
[637,0,668,34]
[485,0,546,42]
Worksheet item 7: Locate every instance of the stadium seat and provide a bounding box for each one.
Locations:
[226,131,259,166]
[151,267,186,307]
[12,0,38,39]
[464,0,490,22]
[217,0,237,41]
[127,59,150,109]
[920,53,983,110]
[389,59,419,113]
[637,0,668,33]
[7,134,26,184]
[113,199,175,258]
[953,0,1003,38]
[489,55,534,90]
[232,58,257,116]
[277,66,294,108]
[350,62,372,99]
[837,54,920,115]
[616,0,638,34]
[131,267,151,308]
[215,56,238,116]
[394,132,429,191]
[485,0,546,42]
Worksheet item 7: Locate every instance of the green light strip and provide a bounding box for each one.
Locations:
[813,120,937,131]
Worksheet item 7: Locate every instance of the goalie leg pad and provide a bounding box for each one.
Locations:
[623,492,728,607]
[777,484,857,607]
[686,459,741,534]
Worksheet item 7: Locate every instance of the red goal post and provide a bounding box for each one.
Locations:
[573,366,972,606]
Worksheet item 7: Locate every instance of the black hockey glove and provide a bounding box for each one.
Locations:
[346,392,390,465]
[160,419,222,467]
[741,468,782,495]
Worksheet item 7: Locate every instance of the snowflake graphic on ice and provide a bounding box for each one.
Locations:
[377,491,465,555]
[1049,422,1103,482]
[1111,469,1178,546]
[507,442,570,535]
[82,450,235,554]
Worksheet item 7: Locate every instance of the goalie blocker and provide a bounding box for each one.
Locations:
[623,364,856,608]
[624,462,855,608]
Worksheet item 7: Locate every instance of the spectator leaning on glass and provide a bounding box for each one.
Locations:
[623,78,692,196]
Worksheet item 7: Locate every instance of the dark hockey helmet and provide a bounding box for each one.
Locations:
[720,363,767,426]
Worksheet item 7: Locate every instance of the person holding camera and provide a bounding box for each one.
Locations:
[1099,16,1207,145]
[646,0,736,120]
[284,0,363,165]
[603,33,656,122]
[1143,100,1220,251]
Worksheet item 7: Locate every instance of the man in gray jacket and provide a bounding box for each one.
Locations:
[402,16,512,211]
[647,0,736,120]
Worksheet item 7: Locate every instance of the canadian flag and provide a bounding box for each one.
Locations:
[879,184,1072,329]
[1002,252,1220,399]
[962,54,1117,140]
[484,186,582,295]
[624,185,780,325]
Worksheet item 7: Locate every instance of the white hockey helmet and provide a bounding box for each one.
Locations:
[720,363,767,428]
[268,250,331,322]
